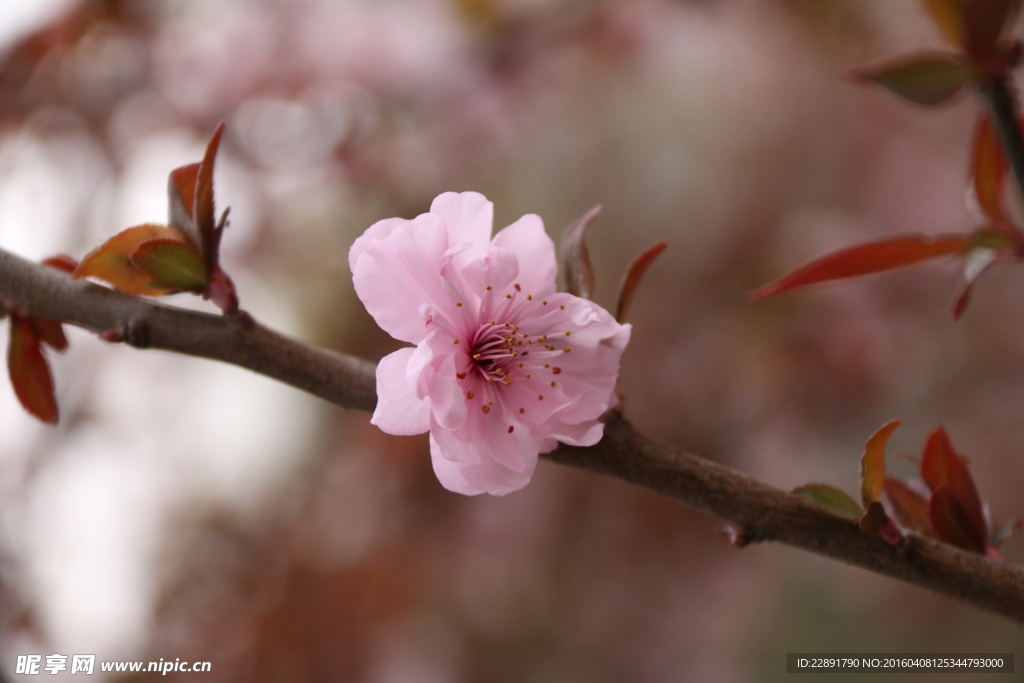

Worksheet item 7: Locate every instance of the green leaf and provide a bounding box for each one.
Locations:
[848,52,975,106]
[130,238,208,291]
[792,483,863,518]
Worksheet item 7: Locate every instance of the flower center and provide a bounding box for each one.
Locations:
[458,284,572,400]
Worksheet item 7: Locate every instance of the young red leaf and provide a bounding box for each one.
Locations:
[615,241,667,323]
[41,254,78,274]
[972,113,1010,227]
[847,52,975,106]
[919,426,989,549]
[561,205,601,299]
[962,0,1021,62]
[748,234,971,301]
[7,317,58,424]
[920,425,957,490]
[167,122,226,269]
[168,163,200,236]
[930,485,987,552]
[29,317,68,352]
[130,238,208,292]
[861,419,901,507]
[923,0,969,49]
[194,121,226,269]
[883,478,933,534]
[74,224,190,296]
[792,483,863,518]
[923,0,1020,61]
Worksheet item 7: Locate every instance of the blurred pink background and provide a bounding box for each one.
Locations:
[0,0,1023,680]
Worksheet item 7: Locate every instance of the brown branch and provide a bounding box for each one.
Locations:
[3,246,1024,621]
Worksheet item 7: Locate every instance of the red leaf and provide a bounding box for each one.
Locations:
[861,419,901,507]
[972,113,1011,227]
[615,241,667,323]
[7,318,58,424]
[920,425,956,489]
[748,234,971,301]
[168,163,200,234]
[930,485,987,552]
[919,426,989,549]
[41,254,78,274]
[847,52,974,106]
[73,224,190,296]
[923,0,1021,62]
[194,121,225,269]
[923,0,970,49]
[561,205,601,299]
[29,317,67,352]
[884,478,933,534]
[166,122,226,270]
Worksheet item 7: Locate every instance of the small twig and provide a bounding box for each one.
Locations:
[2,246,1024,621]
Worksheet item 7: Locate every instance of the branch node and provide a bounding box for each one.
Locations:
[229,308,254,330]
[125,318,151,348]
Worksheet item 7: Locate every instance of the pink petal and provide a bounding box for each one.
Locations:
[456,247,520,298]
[423,352,468,431]
[430,192,494,256]
[352,213,456,343]
[370,348,430,436]
[491,213,557,298]
[542,418,605,447]
[429,424,539,496]
[348,216,406,274]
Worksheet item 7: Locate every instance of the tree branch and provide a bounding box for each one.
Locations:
[3,246,1024,621]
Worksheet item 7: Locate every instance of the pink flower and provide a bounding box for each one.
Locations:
[350,192,631,495]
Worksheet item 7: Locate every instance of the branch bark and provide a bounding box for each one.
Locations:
[3,246,1024,621]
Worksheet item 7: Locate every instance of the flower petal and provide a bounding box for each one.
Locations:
[370,348,430,436]
[348,217,406,274]
[352,213,456,343]
[491,213,557,298]
[430,191,494,256]
[429,422,539,496]
[424,352,468,431]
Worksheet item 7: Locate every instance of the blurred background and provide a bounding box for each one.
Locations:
[1,0,1024,680]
